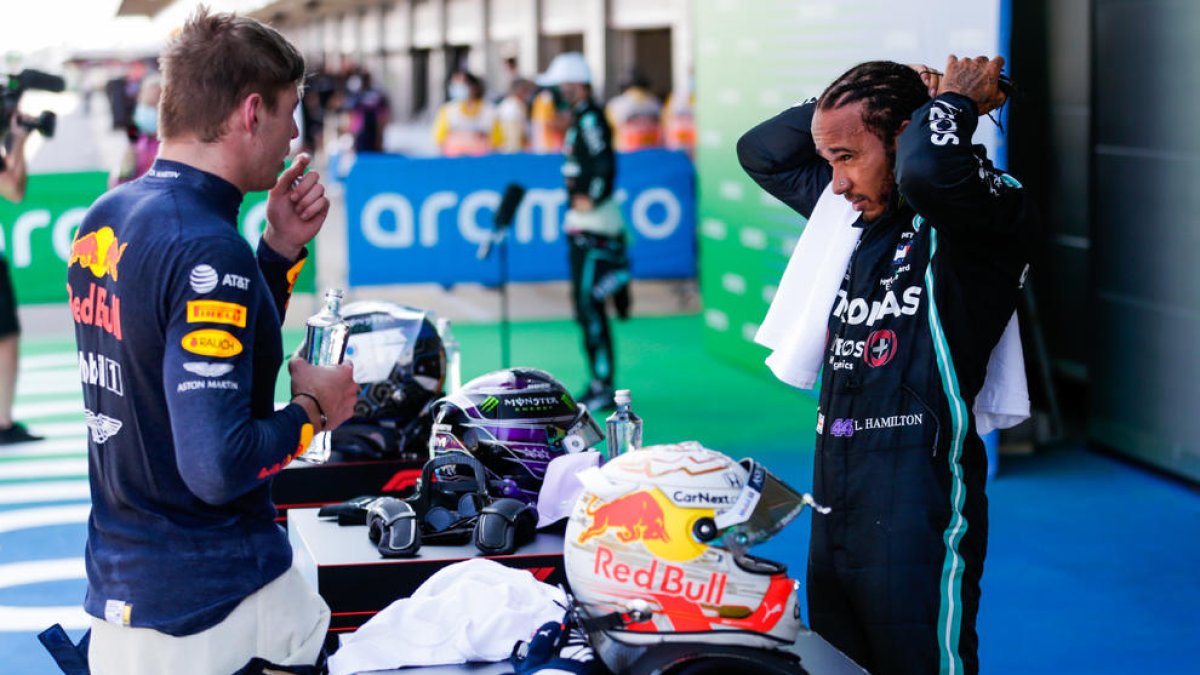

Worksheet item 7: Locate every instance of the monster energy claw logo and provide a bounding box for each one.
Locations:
[479,396,500,413]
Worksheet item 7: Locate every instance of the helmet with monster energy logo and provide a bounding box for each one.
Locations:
[428,368,604,504]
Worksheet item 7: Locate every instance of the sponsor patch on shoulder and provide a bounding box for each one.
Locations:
[183,362,235,378]
[181,329,243,358]
[186,300,247,327]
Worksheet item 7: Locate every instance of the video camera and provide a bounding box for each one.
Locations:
[1,69,65,168]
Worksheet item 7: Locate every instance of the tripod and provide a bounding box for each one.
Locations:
[476,183,525,369]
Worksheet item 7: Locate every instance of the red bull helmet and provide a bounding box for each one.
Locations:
[428,368,604,504]
[563,442,826,672]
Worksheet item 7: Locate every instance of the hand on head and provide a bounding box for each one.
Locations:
[937,55,1008,115]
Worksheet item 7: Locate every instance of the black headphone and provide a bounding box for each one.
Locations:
[409,452,492,544]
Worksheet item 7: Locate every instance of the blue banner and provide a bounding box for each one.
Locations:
[345,149,695,286]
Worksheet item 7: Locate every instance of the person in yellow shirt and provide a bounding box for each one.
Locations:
[433,71,500,157]
[663,80,696,157]
[605,70,662,152]
[529,86,569,154]
[495,78,535,153]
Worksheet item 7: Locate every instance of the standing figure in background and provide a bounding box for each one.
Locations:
[344,70,390,153]
[433,70,499,157]
[537,52,632,412]
[111,75,162,187]
[663,77,696,156]
[529,85,569,153]
[0,112,44,446]
[495,77,535,153]
[606,69,662,152]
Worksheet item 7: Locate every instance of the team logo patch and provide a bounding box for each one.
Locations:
[69,227,128,281]
[181,329,243,358]
[186,300,247,327]
[84,409,123,444]
[183,362,235,378]
[864,329,898,367]
[189,264,219,294]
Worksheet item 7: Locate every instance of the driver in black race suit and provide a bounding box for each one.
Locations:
[738,58,1036,675]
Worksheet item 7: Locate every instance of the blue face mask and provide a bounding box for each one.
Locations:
[448,82,470,102]
[133,103,158,135]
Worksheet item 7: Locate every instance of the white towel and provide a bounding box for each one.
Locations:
[327,559,566,674]
[754,184,1029,435]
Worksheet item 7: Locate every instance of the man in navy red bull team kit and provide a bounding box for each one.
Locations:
[67,8,357,674]
[738,57,1037,675]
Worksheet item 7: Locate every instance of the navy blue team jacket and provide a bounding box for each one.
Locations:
[68,159,311,636]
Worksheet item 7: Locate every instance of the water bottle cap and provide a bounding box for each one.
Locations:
[614,389,631,404]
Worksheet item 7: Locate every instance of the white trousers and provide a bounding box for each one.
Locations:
[88,564,330,675]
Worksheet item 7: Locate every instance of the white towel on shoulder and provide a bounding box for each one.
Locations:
[754,184,1029,435]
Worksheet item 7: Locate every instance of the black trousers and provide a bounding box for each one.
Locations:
[808,432,989,675]
[567,232,630,388]
[0,256,20,338]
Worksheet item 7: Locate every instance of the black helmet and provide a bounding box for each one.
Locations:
[327,301,445,459]
[429,367,603,504]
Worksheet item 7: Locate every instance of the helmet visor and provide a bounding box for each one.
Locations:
[563,404,604,453]
[712,459,811,553]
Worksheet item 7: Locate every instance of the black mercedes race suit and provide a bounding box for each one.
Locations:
[563,97,631,391]
[738,93,1036,675]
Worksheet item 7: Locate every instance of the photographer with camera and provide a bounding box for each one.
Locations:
[0,90,43,445]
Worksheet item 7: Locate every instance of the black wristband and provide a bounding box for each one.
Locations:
[292,392,327,430]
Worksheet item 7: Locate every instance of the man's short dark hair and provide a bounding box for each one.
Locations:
[159,6,305,142]
[817,61,929,144]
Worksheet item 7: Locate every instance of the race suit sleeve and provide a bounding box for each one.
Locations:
[256,238,307,323]
[569,109,616,204]
[736,99,832,219]
[163,236,308,505]
[895,92,1031,237]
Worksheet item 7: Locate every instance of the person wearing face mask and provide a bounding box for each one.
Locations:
[344,70,391,154]
[110,75,162,187]
[433,70,500,157]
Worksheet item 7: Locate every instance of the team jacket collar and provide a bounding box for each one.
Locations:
[144,159,244,225]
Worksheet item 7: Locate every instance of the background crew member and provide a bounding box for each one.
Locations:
[0,109,44,445]
[738,57,1036,675]
[68,9,357,674]
[537,52,632,412]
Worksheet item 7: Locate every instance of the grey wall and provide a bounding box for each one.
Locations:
[1090,0,1200,480]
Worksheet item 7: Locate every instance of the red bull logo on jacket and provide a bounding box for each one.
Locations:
[69,283,122,341]
[69,227,128,281]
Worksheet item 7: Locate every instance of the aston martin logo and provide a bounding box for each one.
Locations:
[84,409,123,444]
[183,362,235,378]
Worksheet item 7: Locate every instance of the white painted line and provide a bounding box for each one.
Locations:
[19,353,78,370]
[30,422,87,439]
[13,399,85,421]
[0,480,90,505]
[0,558,89,631]
[0,437,85,459]
[0,458,88,480]
[17,370,83,397]
[0,504,90,533]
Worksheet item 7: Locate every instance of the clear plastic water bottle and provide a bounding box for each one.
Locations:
[297,289,349,464]
[437,317,462,394]
[302,288,349,366]
[605,390,643,461]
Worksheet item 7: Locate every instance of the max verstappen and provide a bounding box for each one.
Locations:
[738,57,1036,675]
[67,8,356,674]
